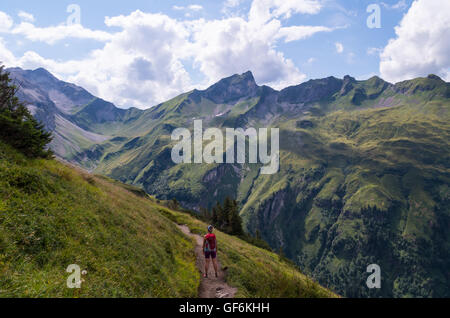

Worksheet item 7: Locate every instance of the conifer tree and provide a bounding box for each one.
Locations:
[0,65,52,158]
[229,199,243,235]
[215,201,224,228]
[211,205,218,225]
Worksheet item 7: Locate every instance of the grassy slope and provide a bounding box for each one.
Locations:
[159,208,337,298]
[0,141,198,297]
[0,141,336,298]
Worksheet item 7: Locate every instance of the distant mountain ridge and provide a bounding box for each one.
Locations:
[8,66,450,297]
[7,67,144,162]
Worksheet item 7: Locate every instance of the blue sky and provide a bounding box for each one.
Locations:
[0,0,448,108]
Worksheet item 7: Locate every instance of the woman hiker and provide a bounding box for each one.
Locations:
[203,225,218,278]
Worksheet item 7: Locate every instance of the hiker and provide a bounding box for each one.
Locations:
[203,225,218,278]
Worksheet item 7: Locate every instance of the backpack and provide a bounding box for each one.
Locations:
[205,234,216,251]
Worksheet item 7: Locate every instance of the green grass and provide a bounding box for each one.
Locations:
[0,141,198,298]
[0,141,336,298]
[158,208,338,298]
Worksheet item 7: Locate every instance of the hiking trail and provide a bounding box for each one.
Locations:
[177,225,237,298]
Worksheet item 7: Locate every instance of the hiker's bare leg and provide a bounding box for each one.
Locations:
[205,258,210,276]
[212,259,218,275]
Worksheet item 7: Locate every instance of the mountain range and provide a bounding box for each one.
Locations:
[8,67,450,297]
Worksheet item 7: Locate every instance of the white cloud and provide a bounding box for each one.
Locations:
[11,22,113,44]
[172,4,203,12]
[74,11,192,108]
[367,47,382,56]
[0,0,338,108]
[249,0,322,25]
[0,38,16,65]
[224,0,243,8]
[381,0,408,10]
[335,42,344,53]
[1,11,191,108]
[222,0,247,16]
[0,11,13,32]
[188,0,328,89]
[276,25,335,43]
[188,5,203,11]
[18,10,35,22]
[189,17,306,90]
[380,0,450,82]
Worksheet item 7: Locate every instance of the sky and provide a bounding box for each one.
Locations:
[0,0,449,109]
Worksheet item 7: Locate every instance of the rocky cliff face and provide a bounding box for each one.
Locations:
[7,67,142,161]
[9,67,95,115]
[203,71,259,104]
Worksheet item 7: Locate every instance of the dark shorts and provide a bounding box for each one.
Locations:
[204,251,217,259]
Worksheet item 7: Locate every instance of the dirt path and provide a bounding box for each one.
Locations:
[177,225,237,298]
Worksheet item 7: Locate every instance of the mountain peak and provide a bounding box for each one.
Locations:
[278,76,343,104]
[427,74,443,81]
[343,75,356,82]
[33,67,51,74]
[25,67,60,85]
[8,66,98,116]
[340,75,357,96]
[6,67,24,73]
[32,67,56,77]
[238,70,255,81]
[203,71,259,103]
[367,75,383,81]
[224,71,257,87]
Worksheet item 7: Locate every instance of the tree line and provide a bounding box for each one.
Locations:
[167,196,272,251]
[201,196,244,236]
